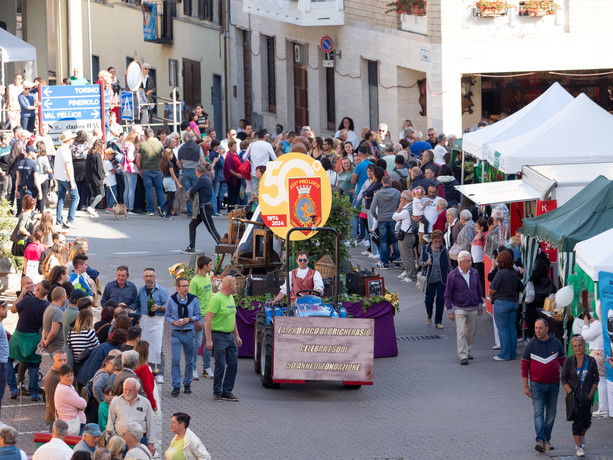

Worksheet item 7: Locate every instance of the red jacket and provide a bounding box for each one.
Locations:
[135,364,157,410]
[432,211,446,232]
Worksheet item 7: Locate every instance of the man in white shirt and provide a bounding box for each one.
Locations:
[32,420,73,460]
[53,130,79,229]
[36,123,56,157]
[245,129,276,191]
[270,251,324,306]
[219,129,236,152]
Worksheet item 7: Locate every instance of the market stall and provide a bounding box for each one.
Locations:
[462,82,573,161]
[486,94,613,174]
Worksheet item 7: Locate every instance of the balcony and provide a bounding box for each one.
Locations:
[243,0,344,26]
[142,1,175,44]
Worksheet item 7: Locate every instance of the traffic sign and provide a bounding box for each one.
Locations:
[121,91,134,121]
[40,84,103,143]
[320,36,334,53]
[41,84,102,123]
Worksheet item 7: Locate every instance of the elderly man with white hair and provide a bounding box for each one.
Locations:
[107,377,156,456]
[32,420,73,460]
[444,250,484,365]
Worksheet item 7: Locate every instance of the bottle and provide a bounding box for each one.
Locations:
[147,292,155,317]
[214,254,220,274]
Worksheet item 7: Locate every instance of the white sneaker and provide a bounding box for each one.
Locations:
[400,277,413,284]
[361,250,370,256]
[576,445,585,457]
[492,344,501,350]
[369,253,379,259]
[86,206,99,217]
[203,368,214,379]
[193,370,199,380]
[155,375,164,384]
[361,240,370,247]
[397,271,407,279]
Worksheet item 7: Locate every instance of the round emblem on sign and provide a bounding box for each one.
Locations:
[259,153,332,241]
[320,36,334,54]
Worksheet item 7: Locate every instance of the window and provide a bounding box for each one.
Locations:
[169,59,178,87]
[184,0,193,17]
[201,0,213,21]
[367,60,379,128]
[92,56,100,83]
[266,36,276,113]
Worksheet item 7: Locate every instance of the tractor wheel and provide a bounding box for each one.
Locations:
[253,311,266,373]
[343,384,362,389]
[260,324,279,388]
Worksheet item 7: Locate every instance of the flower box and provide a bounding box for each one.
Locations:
[518,1,559,16]
[410,5,426,15]
[479,6,506,16]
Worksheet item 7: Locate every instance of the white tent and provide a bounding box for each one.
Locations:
[462,82,574,160]
[574,227,613,282]
[0,28,37,87]
[486,93,613,174]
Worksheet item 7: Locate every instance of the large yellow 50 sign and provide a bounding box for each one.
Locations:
[259,153,332,241]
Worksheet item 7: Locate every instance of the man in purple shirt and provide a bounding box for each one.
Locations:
[444,250,483,365]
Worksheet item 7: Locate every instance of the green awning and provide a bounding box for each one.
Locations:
[522,175,613,253]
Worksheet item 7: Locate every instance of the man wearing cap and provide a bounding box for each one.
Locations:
[18,81,37,132]
[73,423,101,455]
[54,130,80,229]
[15,144,41,214]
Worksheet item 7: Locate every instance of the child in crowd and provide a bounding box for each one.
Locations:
[412,186,430,238]
[98,385,114,431]
[103,148,117,211]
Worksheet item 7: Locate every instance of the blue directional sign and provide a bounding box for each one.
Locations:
[41,85,102,123]
[121,91,134,121]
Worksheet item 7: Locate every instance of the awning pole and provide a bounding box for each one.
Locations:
[461,151,465,185]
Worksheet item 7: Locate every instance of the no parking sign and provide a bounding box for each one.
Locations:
[320,36,334,53]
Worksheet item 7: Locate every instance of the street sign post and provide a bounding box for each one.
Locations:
[121,91,134,122]
[39,84,104,144]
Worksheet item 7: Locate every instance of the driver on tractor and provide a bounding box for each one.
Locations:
[270,250,324,306]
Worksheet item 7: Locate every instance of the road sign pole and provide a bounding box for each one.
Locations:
[38,83,42,132]
[100,82,106,145]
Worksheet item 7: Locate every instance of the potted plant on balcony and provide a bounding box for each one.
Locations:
[385,0,426,16]
[519,0,560,16]
[475,0,511,17]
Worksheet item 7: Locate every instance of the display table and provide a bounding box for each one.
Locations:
[233,300,398,358]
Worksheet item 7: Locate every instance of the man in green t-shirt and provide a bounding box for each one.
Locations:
[205,276,242,402]
[189,256,214,380]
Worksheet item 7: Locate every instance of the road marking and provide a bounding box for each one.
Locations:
[3,403,45,408]
[113,251,151,255]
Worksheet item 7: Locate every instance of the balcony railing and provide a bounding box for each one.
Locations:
[142,1,174,44]
[243,0,344,26]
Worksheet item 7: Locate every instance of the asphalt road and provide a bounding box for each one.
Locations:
[1,210,612,459]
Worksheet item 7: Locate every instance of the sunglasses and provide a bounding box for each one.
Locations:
[297,258,308,262]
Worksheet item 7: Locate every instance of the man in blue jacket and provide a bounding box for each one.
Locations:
[444,251,483,365]
[165,277,201,397]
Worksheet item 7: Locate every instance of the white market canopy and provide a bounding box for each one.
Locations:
[0,27,37,62]
[486,93,613,174]
[455,179,542,206]
[574,227,613,282]
[462,82,574,160]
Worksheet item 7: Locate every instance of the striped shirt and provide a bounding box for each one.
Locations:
[67,329,100,360]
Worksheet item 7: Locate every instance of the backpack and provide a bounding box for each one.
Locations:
[394,167,408,190]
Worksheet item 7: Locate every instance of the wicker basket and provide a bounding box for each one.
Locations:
[215,264,246,294]
[551,308,573,323]
[315,254,337,279]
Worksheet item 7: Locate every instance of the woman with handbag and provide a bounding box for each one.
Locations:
[488,250,524,361]
[418,230,450,329]
[561,335,599,458]
[450,210,476,261]
[54,364,87,435]
[10,195,38,257]
[122,132,140,214]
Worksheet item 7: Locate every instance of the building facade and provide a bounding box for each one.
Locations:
[231,0,613,138]
[0,0,227,131]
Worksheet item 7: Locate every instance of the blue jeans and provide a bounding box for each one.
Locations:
[183,169,197,216]
[142,170,165,213]
[378,221,399,265]
[56,180,80,224]
[493,300,518,360]
[212,181,221,213]
[530,381,559,442]
[6,361,38,395]
[0,362,7,417]
[193,328,211,371]
[123,172,138,210]
[170,329,194,389]
[425,281,445,325]
[106,185,117,207]
[212,332,238,395]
